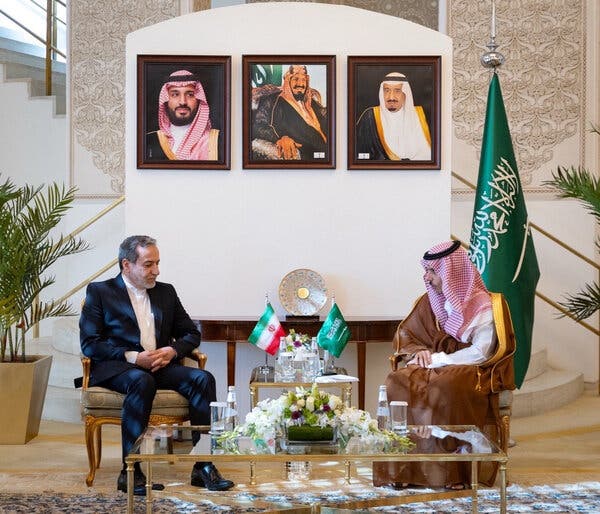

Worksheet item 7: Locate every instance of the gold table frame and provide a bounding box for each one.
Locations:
[125,424,508,514]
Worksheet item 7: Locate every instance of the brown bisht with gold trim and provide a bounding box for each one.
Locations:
[372,292,515,488]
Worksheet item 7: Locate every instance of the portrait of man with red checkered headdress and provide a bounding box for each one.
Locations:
[146,69,220,161]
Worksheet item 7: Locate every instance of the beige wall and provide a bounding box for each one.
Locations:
[62,0,599,387]
[69,1,599,195]
[125,2,453,414]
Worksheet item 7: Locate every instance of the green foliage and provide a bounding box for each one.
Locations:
[558,283,600,322]
[0,176,89,362]
[543,124,600,321]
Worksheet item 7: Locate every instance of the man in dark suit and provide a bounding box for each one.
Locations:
[80,235,233,495]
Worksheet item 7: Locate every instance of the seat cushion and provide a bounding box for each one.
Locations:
[81,386,190,418]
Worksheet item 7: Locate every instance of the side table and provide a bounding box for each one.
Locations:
[249,367,356,408]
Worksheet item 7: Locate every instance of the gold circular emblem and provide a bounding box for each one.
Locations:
[297,287,310,299]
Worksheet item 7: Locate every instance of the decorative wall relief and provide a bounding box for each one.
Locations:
[245,0,439,30]
[449,0,585,189]
[70,0,180,196]
[69,0,589,196]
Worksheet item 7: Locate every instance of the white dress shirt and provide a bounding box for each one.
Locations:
[122,275,156,364]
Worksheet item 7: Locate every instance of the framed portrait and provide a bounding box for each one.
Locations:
[348,56,441,170]
[242,55,336,169]
[137,55,231,170]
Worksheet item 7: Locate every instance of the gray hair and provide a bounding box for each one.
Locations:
[118,235,157,270]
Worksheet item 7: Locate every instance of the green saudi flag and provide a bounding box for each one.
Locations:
[317,302,351,358]
[250,64,283,88]
[468,72,540,388]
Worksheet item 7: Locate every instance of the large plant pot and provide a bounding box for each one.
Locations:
[0,354,53,444]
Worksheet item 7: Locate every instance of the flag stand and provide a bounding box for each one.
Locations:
[257,352,273,381]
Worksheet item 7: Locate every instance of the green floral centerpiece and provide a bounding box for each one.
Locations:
[218,384,414,454]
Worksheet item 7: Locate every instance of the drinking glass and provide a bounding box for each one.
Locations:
[277,352,295,382]
[303,353,321,382]
[390,400,408,433]
[210,401,227,433]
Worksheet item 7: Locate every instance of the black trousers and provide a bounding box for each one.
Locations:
[99,363,216,463]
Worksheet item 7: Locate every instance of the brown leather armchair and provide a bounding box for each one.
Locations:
[80,350,207,486]
[388,292,516,454]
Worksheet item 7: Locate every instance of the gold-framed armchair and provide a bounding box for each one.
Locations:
[388,292,516,454]
[80,350,207,486]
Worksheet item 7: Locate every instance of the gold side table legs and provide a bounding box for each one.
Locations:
[145,462,153,514]
[470,461,478,514]
[344,460,351,484]
[126,461,135,514]
[499,461,507,514]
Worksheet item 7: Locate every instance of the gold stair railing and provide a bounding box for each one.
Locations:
[452,171,600,393]
[32,196,124,337]
[0,0,66,96]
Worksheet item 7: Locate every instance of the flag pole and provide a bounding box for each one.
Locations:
[469,0,540,389]
[480,0,505,71]
[323,291,337,374]
[258,292,274,378]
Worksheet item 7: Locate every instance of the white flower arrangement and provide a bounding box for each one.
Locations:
[220,384,413,454]
[281,329,313,357]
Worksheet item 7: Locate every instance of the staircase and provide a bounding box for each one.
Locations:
[0,37,66,115]
[512,347,584,418]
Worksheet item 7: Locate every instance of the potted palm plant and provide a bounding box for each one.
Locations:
[544,124,600,321]
[0,176,88,443]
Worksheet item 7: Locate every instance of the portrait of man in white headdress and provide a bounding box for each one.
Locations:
[355,71,432,162]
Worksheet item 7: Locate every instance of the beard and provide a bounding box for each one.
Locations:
[166,103,199,126]
[292,90,306,101]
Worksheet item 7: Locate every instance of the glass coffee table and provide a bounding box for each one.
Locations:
[125,424,507,514]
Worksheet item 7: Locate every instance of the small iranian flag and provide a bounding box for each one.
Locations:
[248,302,286,355]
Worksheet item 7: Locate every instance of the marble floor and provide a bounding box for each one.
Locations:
[0,385,599,497]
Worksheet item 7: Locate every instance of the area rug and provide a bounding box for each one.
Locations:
[1,482,599,513]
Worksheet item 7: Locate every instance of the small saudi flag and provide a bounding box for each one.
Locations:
[317,302,351,358]
[248,302,286,355]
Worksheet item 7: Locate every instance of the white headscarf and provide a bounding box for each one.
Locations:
[378,72,431,160]
[421,241,492,342]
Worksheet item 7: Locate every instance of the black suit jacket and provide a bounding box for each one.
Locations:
[79,274,201,386]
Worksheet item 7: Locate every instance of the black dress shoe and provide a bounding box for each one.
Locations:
[191,463,234,491]
[117,469,165,496]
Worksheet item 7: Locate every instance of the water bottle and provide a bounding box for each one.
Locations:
[279,336,288,353]
[377,384,390,431]
[225,385,238,430]
[310,337,319,356]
